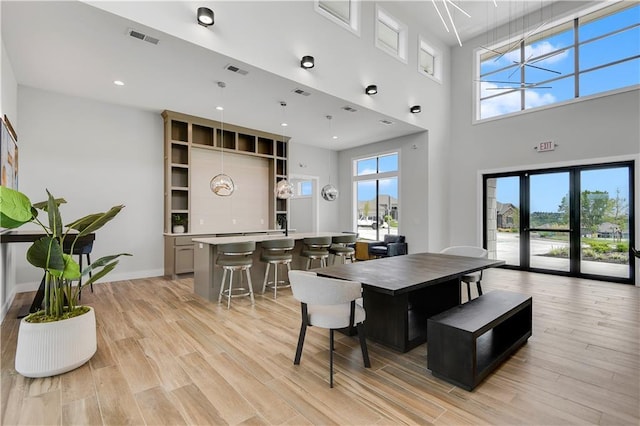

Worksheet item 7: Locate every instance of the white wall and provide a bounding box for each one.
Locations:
[449,17,640,282]
[1,31,20,321]
[14,87,164,290]
[190,148,270,233]
[289,142,340,232]
[338,131,430,253]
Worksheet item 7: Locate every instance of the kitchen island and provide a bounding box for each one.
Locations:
[192,232,349,302]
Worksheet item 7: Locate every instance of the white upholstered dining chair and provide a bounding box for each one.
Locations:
[440,246,489,301]
[288,270,371,388]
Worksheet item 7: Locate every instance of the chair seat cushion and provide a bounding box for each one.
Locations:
[329,245,355,255]
[461,272,481,283]
[261,253,293,262]
[369,246,387,256]
[302,249,329,258]
[307,304,366,329]
[218,257,253,267]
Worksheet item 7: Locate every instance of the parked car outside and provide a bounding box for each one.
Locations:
[357,215,388,229]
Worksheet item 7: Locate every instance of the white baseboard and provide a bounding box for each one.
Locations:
[14,268,166,294]
[0,287,17,324]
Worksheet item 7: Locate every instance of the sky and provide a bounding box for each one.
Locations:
[496,167,631,212]
[356,154,399,201]
[479,3,639,119]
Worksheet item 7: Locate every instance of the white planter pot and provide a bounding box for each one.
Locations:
[173,225,185,233]
[15,307,97,378]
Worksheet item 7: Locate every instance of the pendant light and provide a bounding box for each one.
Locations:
[321,115,338,201]
[210,81,235,196]
[275,101,294,200]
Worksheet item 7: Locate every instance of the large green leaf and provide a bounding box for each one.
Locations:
[0,187,33,229]
[45,190,63,238]
[26,237,65,275]
[32,197,66,211]
[61,253,81,280]
[71,205,124,236]
[81,253,132,276]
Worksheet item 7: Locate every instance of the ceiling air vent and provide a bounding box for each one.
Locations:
[342,106,358,112]
[292,88,311,96]
[379,119,394,126]
[127,28,159,45]
[224,64,249,75]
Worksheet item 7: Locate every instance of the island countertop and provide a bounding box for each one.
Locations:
[193,231,346,246]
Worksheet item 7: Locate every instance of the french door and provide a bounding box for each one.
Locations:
[484,161,634,284]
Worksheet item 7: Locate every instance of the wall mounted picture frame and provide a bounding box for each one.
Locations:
[1,116,18,190]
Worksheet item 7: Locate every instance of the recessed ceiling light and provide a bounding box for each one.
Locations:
[216,106,224,111]
[281,123,288,127]
[332,136,338,140]
[113,80,124,86]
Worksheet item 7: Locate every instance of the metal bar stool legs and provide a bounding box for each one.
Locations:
[261,261,291,299]
[218,266,255,309]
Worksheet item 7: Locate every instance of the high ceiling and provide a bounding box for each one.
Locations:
[2,1,560,150]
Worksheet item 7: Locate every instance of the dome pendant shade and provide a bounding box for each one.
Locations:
[275,179,294,199]
[210,173,235,196]
[321,184,338,201]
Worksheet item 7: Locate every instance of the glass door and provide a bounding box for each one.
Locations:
[484,161,634,284]
[579,166,631,279]
[486,176,520,266]
[528,172,571,273]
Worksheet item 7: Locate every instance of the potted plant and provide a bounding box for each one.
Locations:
[172,214,186,233]
[0,187,130,378]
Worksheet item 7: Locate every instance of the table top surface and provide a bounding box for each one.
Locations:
[317,252,505,295]
[193,231,351,246]
[0,230,96,244]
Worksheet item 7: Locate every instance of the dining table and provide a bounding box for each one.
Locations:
[317,252,505,353]
[1,230,95,317]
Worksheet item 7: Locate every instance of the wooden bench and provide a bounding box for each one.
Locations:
[427,290,532,391]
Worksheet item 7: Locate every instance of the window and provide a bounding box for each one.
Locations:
[315,0,360,35]
[418,36,442,82]
[477,2,639,121]
[297,180,313,197]
[375,6,407,63]
[354,152,399,240]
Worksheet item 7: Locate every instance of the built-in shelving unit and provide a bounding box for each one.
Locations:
[162,110,289,277]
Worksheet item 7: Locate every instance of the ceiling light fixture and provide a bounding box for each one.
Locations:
[431,0,472,47]
[300,55,315,69]
[113,80,124,86]
[197,7,214,27]
[365,85,378,95]
[410,105,421,113]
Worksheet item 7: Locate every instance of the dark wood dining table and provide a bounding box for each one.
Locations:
[317,252,505,353]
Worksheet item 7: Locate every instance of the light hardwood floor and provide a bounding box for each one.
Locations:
[1,269,639,425]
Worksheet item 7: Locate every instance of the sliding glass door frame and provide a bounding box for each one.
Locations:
[483,161,635,284]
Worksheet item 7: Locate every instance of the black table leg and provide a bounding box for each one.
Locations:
[17,274,45,319]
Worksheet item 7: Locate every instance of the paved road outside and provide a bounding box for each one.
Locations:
[496,231,628,278]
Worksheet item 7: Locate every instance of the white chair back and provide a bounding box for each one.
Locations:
[440,245,488,259]
[289,270,362,306]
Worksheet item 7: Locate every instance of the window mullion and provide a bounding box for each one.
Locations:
[520,40,525,111]
[574,18,580,98]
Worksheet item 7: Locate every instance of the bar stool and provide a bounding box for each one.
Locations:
[329,234,356,264]
[260,238,294,299]
[217,241,256,309]
[301,236,332,269]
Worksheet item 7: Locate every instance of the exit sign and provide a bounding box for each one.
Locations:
[537,141,555,152]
